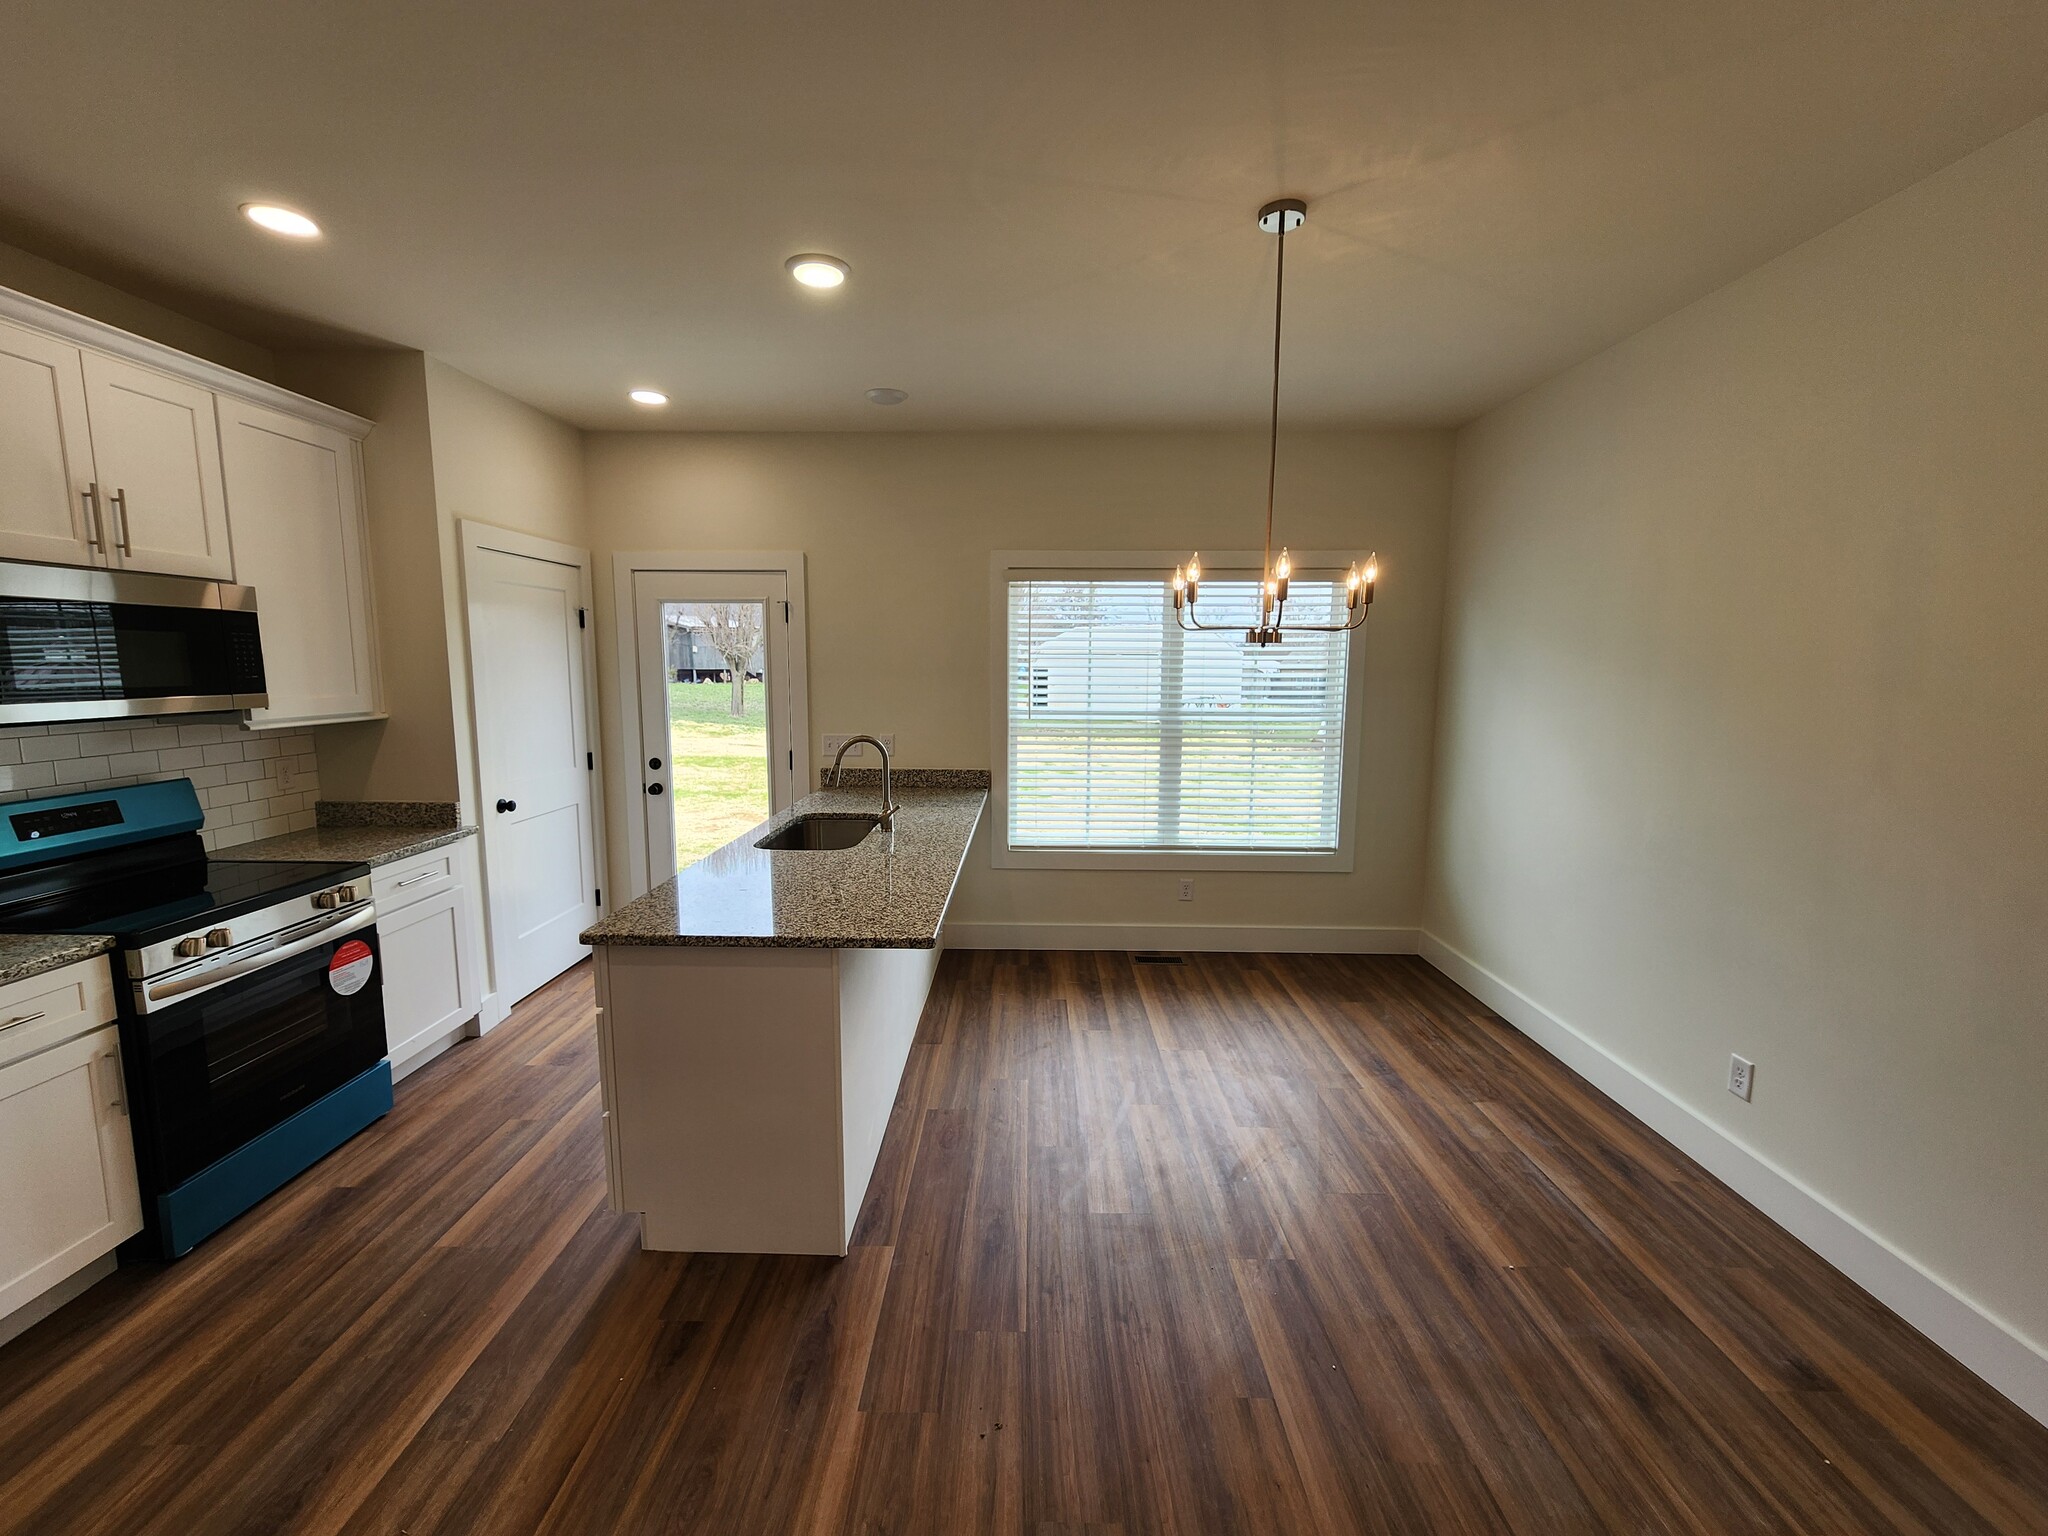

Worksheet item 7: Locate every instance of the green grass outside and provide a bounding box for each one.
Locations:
[668,680,769,867]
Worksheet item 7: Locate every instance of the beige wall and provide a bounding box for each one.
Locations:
[583,429,1452,935]
[1427,117,2048,1354]
[420,358,590,822]
[0,236,274,380]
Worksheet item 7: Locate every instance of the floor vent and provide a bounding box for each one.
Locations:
[1133,952,1186,965]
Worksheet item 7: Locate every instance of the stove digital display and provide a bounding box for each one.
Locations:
[11,800,125,842]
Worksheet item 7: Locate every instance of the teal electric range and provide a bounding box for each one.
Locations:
[0,779,390,1258]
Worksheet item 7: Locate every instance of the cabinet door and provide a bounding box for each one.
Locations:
[0,1026,143,1319]
[0,319,103,567]
[379,882,480,1069]
[78,351,233,579]
[218,399,380,725]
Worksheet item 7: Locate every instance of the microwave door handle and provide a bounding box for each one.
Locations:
[141,905,377,1008]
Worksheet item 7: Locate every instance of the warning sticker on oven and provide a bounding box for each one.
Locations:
[328,939,375,996]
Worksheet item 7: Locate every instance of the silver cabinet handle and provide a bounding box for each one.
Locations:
[0,1010,46,1033]
[101,1051,126,1116]
[392,869,438,889]
[111,487,133,555]
[82,483,104,549]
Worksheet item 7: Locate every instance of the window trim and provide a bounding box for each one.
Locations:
[988,550,1366,873]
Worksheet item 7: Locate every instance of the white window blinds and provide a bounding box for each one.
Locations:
[1005,575,1351,852]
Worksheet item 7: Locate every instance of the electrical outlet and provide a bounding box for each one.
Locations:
[1178,878,1195,902]
[1728,1054,1755,1101]
[822,734,897,763]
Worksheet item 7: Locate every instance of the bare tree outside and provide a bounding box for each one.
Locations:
[700,604,765,716]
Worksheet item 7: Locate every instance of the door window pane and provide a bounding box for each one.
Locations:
[662,601,770,866]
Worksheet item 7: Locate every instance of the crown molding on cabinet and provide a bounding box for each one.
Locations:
[0,284,373,439]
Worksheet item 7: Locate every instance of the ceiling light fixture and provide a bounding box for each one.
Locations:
[865,387,908,406]
[786,254,849,289]
[629,389,670,406]
[241,203,321,239]
[1173,198,1376,647]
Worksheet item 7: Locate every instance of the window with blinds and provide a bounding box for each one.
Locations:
[1004,574,1353,853]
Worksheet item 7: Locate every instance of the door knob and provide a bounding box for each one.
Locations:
[495,798,517,813]
[648,757,663,770]
[647,783,663,796]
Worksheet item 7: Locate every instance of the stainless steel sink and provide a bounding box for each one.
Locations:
[755,813,882,851]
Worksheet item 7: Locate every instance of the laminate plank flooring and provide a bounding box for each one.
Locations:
[2,951,2044,1535]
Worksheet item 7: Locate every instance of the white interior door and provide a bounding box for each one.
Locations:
[469,540,601,1008]
[632,569,795,886]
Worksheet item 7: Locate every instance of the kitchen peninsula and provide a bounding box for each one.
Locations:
[581,773,985,1255]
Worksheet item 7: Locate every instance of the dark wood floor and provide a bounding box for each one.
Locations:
[2,952,2045,1535]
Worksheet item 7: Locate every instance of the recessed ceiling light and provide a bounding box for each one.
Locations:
[629,389,669,406]
[865,388,908,406]
[241,203,321,239]
[786,254,849,289]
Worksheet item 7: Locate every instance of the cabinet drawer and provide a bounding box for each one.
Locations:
[374,849,456,913]
[0,957,117,1071]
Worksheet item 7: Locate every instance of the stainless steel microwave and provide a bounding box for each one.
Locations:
[0,561,267,724]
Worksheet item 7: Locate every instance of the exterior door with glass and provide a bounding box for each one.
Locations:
[632,570,796,887]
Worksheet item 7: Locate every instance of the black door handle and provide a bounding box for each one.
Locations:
[647,783,663,796]
[495,798,517,813]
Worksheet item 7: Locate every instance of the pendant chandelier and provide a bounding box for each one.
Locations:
[1172,197,1377,647]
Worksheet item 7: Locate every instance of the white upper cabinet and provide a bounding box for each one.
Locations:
[0,286,383,727]
[218,399,380,726]
[78,351,233,580]
[0,318,101,568]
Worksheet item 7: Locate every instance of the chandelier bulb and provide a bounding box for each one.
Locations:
[1186,554,1202,584]
[1274,547,1291,580]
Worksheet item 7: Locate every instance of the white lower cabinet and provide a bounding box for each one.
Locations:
[0,959,140,1331]
[377,840,484,1078]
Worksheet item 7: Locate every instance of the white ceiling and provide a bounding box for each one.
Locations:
[2,1,2044,430]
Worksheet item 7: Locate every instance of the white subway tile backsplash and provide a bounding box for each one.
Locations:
[5,714,319,852]
[21,735,81,763]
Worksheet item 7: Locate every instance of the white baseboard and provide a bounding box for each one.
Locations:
[1418,930,2048,1429]
[390,1023,470,1084]
[0,1251,116,1350]
[942,922,1420,954]
[473,992,510,1034]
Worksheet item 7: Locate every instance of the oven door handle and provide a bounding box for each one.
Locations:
[140,905,378,1009]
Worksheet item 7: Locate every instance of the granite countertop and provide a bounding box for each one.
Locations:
[0,932,116,988]
[211,823,477,869]
[582,785,986,949]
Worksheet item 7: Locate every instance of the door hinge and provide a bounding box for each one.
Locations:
[586,751,594,770]
[595,887,602,906]
[788,749,794,770]
[782,600,790,621]
[578,606,587,629]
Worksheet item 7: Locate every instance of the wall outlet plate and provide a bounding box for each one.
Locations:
[822,734,895,763]
[1728,1054,1755,1101]
[1178,878,1195,901]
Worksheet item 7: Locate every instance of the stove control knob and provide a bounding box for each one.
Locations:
[206,928,232,949]
[337,884,360,904]
[312,889,342,909]
[174,936,205,959]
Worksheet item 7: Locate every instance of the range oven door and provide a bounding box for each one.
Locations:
[127,926,388,1192]
[0,561,266,725]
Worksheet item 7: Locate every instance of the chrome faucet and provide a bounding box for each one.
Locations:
[830,736,896,829]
